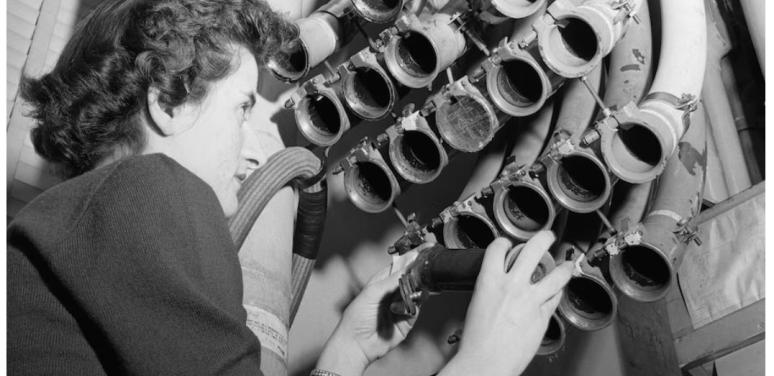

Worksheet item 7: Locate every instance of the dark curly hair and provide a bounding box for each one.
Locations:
[21,0,298,178]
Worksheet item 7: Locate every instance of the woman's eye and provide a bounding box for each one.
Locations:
[240,103,252,120]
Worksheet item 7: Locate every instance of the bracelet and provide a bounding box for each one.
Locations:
[310,369,342,376]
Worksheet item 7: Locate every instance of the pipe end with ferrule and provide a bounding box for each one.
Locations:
[534,6,606,78]
[558,271,618,331]
[340,51,397,120]
[388,124,448,184]
[442,211,499,250]
[537,313,566,356]
[343,149,401,213]
[351,0,404,23]
[485,44,555,117]
[597,103,673,183]
[267,40,309,83]
[490,0,547,19]
[295,85,350,147]
[545,148,612,213]
[608,241,674,302]
[492,177,556,241]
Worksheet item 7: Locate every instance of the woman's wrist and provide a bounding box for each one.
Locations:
[316,329,370,376]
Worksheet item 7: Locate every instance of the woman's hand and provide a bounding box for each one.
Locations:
[316,244,429,376]
[440,231,573,376]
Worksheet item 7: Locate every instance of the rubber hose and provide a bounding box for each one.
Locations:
[289,181,328,323]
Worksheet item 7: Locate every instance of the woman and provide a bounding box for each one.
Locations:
[7,0,573,375]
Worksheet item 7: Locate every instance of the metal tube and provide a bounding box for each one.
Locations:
[338,47,401,120]
[532,0,644,78]
[608,98,708,302]
[440,198,500,250]
[382,12,467,88]
[543,66,611,213]
[537,313,566,356]
[341,137,406,213]
[491,165,557,241]
[553,242,617,331]
[597,0,707,183]
[289,74,350,147]
[483,38,565,117]
[386,111,450,184]
[267,0,403,82]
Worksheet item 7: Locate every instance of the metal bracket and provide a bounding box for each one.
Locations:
[675,219,702,246]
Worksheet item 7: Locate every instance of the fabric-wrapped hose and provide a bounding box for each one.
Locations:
[229,146,326,376]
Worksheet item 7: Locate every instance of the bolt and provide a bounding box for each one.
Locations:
[284,99,295,109]
[582,130,601,146]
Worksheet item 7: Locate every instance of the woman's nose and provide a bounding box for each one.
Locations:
[239,125,265,178]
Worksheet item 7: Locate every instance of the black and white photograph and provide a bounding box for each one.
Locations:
[4,0,768,374]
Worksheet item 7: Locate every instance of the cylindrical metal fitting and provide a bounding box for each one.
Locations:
[339,48,399,120]
[351,0,404,23]
[552,243,617,331]
[533,0,640,78]
[267,11,342,82]
[383,12,467,88]
[490,0,547,20]
[441,198,499,250]
[292,75,350,147]
[342,139,404,213]
[491,172,557,241]
[544,147,612,213]
[596,102,671,183]
[537,313,566,356]
[609,100,707,301]
[433,76,502,153]
[387,112,450,184]
[484,39,564,117]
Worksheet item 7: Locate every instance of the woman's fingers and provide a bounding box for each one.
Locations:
[509,231,555,281]
[481,237,513,274]
[535,262,574,302]
[540,290,563,318]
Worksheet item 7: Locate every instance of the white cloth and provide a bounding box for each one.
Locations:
[677,191,765,328]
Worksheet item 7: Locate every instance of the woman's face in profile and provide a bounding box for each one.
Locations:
[164,45,261,217]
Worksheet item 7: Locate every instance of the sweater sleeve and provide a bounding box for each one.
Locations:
[8,154,265,375]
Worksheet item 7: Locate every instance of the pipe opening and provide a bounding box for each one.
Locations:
[355,0,401,13]
[350,161,394,210]
[556,155,607,203]
[497,59,544,108]
[542,315,563,345]
[620,246,671,291]
[346,67,393,117]
[566,277,613,320]
[614,123,663,169]
[268,41,307,81]
[396,131,442,178]
[547,16,598,69]
[446,214,497,249]
[396,31,437,79]
[503,185,550,232]
[298,94,344,144]
[437,95,494,152]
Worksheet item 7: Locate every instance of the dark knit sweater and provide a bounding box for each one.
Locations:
[8,154,264,375]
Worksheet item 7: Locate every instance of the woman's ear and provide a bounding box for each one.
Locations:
[146,86,195,136]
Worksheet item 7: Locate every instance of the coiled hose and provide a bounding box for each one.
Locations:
[228,146,326,376]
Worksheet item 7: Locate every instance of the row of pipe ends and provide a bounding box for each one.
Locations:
[274,0,711,358]
[379,0,710,355]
